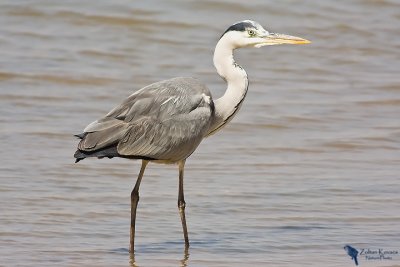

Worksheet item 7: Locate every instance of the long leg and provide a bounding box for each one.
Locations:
[130,160,149,253]
[178,160,189,248]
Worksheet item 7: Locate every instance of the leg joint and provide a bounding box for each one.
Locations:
[178,199,186,210]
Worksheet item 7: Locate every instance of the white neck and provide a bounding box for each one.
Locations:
[207,34,249,135]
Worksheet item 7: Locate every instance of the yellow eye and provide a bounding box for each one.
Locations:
[248,30,256,37]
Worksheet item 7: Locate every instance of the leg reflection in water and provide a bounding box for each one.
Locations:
[129,248,189,267]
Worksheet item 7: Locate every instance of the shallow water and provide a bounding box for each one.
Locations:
[1,0,400,266]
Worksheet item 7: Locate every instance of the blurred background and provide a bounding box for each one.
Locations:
[1,0,399,266]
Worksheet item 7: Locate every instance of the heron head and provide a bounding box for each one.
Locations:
[221,20,310,49]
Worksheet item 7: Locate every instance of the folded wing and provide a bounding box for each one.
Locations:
[75,77,214,162]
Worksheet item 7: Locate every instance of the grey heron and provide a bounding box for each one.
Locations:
[74,20,310,252]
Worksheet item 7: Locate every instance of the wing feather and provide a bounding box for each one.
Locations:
[76,77,214,161]
[78,123,127,151]
[117,106,212,161]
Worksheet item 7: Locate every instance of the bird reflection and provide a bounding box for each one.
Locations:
[180,248,189,267]
[129,252,138,267]
[129,248,189,267]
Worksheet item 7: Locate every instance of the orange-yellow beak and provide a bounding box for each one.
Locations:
[256,33,311,47]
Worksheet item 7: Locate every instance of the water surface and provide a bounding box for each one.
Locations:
[1,0,399,266]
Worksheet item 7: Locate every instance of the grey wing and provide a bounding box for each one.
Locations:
[76,77,214,162]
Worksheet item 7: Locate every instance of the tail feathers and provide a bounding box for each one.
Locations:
[74,133,87,139]
[74,145,119,163]
[354,257,358,266]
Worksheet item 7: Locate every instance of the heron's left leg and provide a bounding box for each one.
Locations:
[130,160,149,253]
[178,160,189,248]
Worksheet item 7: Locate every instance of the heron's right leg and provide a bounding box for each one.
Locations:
[130,160,149,253]
[178,160,190,248]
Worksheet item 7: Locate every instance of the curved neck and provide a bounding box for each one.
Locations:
[208,36,249,135]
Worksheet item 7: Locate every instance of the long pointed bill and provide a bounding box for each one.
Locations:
[255,33,311,47]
